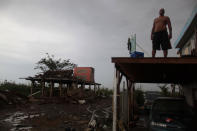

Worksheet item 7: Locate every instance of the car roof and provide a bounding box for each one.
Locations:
[155,97,184,100]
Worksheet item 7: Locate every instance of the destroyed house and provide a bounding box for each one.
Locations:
[25,67,100,97]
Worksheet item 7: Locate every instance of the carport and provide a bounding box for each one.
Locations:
[111,57,197,131]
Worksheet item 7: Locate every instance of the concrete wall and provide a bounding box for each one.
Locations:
[182,82,197,108]
[181,32,196,56]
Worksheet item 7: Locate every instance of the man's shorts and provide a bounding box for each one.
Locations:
[152,30,172,50]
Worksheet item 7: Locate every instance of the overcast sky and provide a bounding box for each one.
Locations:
[0,0,196,88]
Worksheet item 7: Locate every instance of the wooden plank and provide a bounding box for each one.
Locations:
[195,27,197,56]
[41,81,45,97]
[50,82,54,97]
[113,69,118,131]
[112,57,197,64]
[31,80,35,96]
[126,78,131,128]
[94,84,96,93]
[59,82,62,97]
[117,72,123,123]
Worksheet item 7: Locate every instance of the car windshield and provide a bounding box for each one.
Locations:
[153,99,185,113]
[152,99,192,123]
[145,92,161,101]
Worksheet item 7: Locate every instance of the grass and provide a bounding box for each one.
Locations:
[0,80,31,96]
[97,88,113,97]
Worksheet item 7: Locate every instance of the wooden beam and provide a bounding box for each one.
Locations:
[113,69,118,131]
[195,26,197,56]
[41,81,45,97]
[89,84,91,90]
[50,82,54,97]
[31,80,35,96]
[94,84,96,93]
[132,83,135,121]
[117,71,122,122]
[112,57,197,64]
[59,82,62,97]
[126,78,132,128]
[113,69,123,131]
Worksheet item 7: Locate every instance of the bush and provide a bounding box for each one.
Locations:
[97,88,113,97]
[134,88,145,106]
[0,80,31,96]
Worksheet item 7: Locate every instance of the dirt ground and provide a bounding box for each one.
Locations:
[0,97,112,131]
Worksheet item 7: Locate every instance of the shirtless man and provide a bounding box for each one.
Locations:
[151,8,172,57]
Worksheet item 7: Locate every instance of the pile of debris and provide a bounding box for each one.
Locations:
[0,90,28,106]
[39,70,74,79]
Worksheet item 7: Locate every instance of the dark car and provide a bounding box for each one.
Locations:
[144,91,161,111]
[148,97,193,131]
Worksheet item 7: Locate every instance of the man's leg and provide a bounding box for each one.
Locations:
[163,50,168,57]
[152,50,156,58]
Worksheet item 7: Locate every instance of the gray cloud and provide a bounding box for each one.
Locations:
[0,0,196,88]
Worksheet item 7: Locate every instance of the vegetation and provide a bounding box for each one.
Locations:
[97,87,113,97]
[0,80,31,96]
[158,84,170,96]
[34,53,77,73]
[134,88,145,106]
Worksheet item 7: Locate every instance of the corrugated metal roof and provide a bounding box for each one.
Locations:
[174,4,197,48]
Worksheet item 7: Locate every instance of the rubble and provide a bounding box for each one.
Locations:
[0,90,28,106]
[0,95,112,131]
[78,100,86,104]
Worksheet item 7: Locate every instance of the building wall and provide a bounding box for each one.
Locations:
[181,32,196,56]
[182,82,197,108]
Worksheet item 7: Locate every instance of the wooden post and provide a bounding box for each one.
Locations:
[59,82,62,97]
[123,81,125,91]
[83,83,85,90]
[50,81,54,97]
[195,27,197,56]
[113,69,118,131]
[89,84,91,90]
[171,84,175,96]
[126,79,131,128]
[31,80,35,96]
[41,81,45,97]
[94,84,96,93]
[132,83,135,121]
[113,69,123,131]
[117,73,122,122]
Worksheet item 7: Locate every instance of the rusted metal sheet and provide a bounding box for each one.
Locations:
[73,67,95,83]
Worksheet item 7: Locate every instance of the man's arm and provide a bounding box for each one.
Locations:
[151,20,155,40]
[167,17,172,39]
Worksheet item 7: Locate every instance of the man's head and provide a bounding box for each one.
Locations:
[159,8,165,16]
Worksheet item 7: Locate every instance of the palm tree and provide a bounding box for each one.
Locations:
[158,84,170,96]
